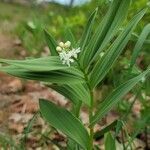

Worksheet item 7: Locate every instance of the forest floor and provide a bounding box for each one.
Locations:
[0,33,57,149]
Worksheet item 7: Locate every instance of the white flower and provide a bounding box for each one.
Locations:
[57,41,80,67]
[69,48,81,59]
[56,46,62,52]
[59,42,65,48]
[64,41,71,48]
[59,51,74,67]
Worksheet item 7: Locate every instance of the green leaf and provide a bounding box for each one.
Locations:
[44,30,58,56]
[50,83,91,106]
[67,138,81,150]
[90,68,150,126]
[0,56,69,71]
[21,112,39,148]
[130,24,150,69]
[104,132,116,150]
[64,28,76,47]
[89,9,146,88]
[115,120,124,137]
[79,8,98,51]
[79,0,131,69]
[39,99,89,149]
[0,56,85,84]
[0,65,85,84]
[94,120,118,140]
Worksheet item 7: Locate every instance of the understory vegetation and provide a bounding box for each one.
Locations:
[0,0,149,149]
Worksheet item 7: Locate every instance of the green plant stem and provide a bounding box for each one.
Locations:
[89,89,94,150]
[84,73,94,150]
[76,62,95,150]
[83,72,94,150]
[121,129,126,150]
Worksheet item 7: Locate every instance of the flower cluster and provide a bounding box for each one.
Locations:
[56,41,80,67]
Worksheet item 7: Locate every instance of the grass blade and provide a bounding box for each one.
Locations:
[104,132,116,150]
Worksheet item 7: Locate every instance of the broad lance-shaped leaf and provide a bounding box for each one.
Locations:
[90,68,150,126]
[104,132,116,150]
[0,56,69,71]
[79,8,98,51]
[39,99,90,149]
[130,24,150,69]
[0,56,85,84]
[44,30,58,56]
[50,83,91,106]
[89,9,146,88]
[79,0,131,69]
[0,66,85,84]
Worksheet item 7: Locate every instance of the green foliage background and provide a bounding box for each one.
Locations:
[0,0,149,54]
